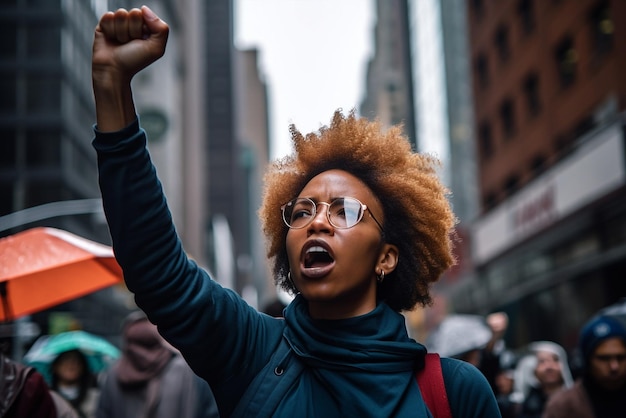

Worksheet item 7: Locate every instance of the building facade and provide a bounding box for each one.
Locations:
[360,0,416,148]
[463,0,626,350]
[0,0,109,242]
[0,0,134,356]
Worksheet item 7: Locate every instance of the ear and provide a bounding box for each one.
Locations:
[377,243,399,275]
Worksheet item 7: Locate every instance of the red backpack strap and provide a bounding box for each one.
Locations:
[415,353,452,418]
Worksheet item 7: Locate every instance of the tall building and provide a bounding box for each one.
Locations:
[203,0,246,294]
[408,0,478,289]
[360,0,479,338]
[0,0,135,354]
[464,0,626,349]
[361,0,416,148]
[233,48,272,307]
[0,0,109,242]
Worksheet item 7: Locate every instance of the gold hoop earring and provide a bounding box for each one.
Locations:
[376,270,385,283]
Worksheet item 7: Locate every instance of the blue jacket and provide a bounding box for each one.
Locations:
[92,120,501,418]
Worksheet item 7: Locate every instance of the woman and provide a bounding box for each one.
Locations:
[91,6,500,417]
[50,350,99,418]
[517,342,573,418]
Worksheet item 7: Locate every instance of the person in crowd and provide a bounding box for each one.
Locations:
[543,314,626,418]
[50,349,100,418]
[518,341,573,418]
[494,351,520,418]
[482,312,510,393]
[90,6,501,417]
[96,311,220,418]
[1,351,78,418]
[1,351,57,417]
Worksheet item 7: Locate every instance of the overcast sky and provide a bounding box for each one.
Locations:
[234,0,375,160]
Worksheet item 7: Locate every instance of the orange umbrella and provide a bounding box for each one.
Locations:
[0,227,123,321]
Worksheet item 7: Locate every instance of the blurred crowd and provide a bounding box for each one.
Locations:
[0,311,219,418]
[426,301,626,418]
[2,300,624,418]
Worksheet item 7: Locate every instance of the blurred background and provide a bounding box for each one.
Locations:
[1,0,625,364]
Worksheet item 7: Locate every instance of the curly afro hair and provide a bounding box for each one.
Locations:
[258,110,457,312]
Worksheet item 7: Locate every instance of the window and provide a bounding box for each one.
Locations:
[26,0,60,8]
[479,121,494,159]
[0,183,13,216]
[500,99,516,139]
[494,25,510,63]
[0,20,17,59]
[554,37,577,88]
[0,128,16,168]
[483,192,498,211]
[0,76,16,111]
[530,155,547,177]
[589,2,613,57]
[554,134,572,156]
[517,0,535,34]
[523,73,541,117]
[504,174,520,196]
[471,0,485,20]
[24,182,64,209]
[475,53,489,88]
[571,116,595,141]
[27,23,61,59]
[26,75,60,113]
[26,129,61,166]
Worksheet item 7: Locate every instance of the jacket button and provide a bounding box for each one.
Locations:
[274,366,284,376]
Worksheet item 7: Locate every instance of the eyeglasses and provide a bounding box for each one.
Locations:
[281,196,384,231]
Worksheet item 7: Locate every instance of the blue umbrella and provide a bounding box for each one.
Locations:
[23,330,120,384]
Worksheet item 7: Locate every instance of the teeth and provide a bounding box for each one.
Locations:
[306,246,328,254]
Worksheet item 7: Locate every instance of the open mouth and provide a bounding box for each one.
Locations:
[304,246,335,268]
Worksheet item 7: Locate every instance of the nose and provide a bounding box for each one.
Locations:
[307,202,333,233]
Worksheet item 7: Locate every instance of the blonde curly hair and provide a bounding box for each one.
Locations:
[259,110,456,311]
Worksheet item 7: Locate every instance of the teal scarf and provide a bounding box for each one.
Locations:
[282,295,432,417]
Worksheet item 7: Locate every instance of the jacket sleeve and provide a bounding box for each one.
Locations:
[92,120,282,391]
[441,358,502,418]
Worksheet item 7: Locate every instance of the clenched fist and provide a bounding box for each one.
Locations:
[93,6,169,85]
[92,6,169,132]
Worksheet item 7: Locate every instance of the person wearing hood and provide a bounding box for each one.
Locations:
[543,315,626,418]
[49,349,100,418]
[90,6,500,417]
[518,341,573,418]
[96,311,219,418]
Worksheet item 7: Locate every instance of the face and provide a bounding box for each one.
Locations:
[589,337,626,390]
[53,351,85,384]
[285,169,398,319]
[534,350,564,387]
[495,371,514,395]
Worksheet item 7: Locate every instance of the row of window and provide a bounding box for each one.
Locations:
[477,70,540,159]
[475,1,612,92]
[474,2,614,211]
[480,113,596,211]
[471,0,536,41]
